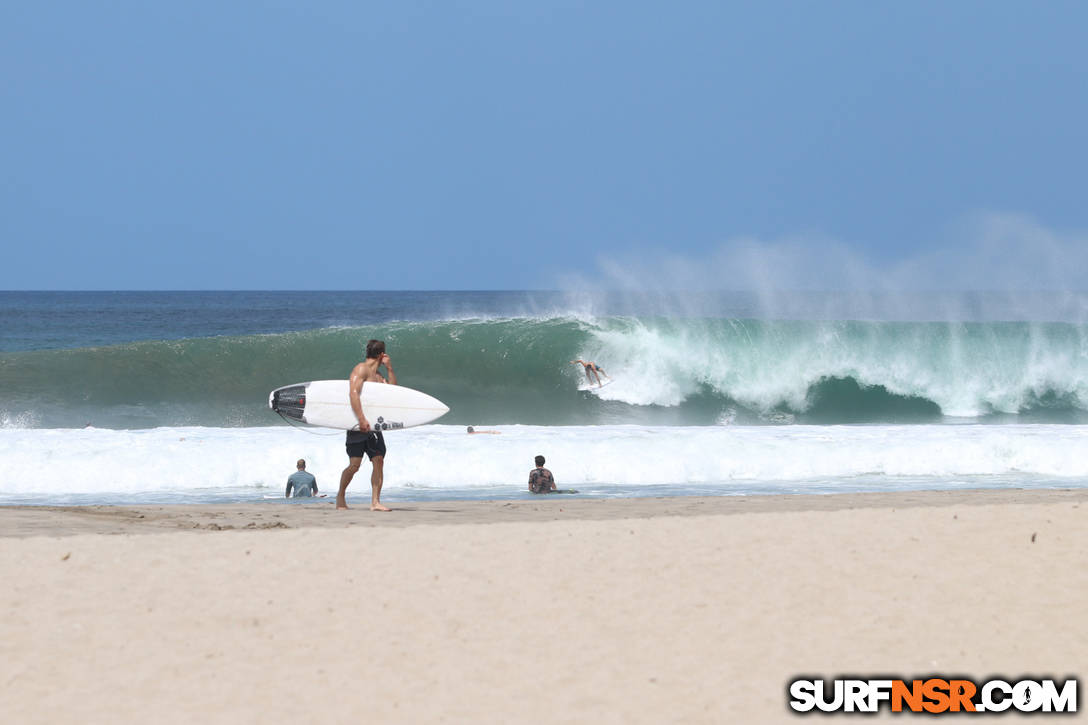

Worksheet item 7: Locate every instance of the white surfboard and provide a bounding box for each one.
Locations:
[269,380,449,431]
[577,378,614,391]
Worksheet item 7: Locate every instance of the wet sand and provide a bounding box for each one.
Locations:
[1,489,1085,722]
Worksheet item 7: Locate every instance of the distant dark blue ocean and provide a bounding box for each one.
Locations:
[2,290,1087,504]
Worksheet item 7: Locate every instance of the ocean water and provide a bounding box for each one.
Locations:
[2,290,1087,505]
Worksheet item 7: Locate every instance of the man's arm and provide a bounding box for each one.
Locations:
[285,479,293,498]
[349,364,370,432]
[381,354,396,386]
[311,477,318,495]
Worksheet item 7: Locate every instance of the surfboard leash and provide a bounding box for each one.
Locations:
[274,411,343,436]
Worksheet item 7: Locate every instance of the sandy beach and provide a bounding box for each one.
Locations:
[1,489,1084,723]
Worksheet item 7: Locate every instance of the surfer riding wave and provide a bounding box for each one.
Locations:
[571,359,610,388]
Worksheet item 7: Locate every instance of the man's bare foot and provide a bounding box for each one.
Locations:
[370,503,391,512]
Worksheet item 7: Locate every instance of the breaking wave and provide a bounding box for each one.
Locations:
[2,316,1087,428]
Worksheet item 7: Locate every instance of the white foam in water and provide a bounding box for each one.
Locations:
[0,410,41,429]
[574,318,1088,417]
[2,424,1088,502]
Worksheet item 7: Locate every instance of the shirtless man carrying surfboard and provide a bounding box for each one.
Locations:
[338,339,397,511]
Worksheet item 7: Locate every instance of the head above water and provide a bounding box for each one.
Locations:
[365,339,386,360]
[296,459,306,470]
[535,455,545,467]
[466,426,474,433]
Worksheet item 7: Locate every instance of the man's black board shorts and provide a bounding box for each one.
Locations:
[346,430,387,460]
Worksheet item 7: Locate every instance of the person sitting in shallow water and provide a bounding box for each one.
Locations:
[528,455,557,494]
[570,359,610,387]
[285,459,318,498]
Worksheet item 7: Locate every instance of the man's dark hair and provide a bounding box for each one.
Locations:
[365,339,386,360]
[535,455,545,467]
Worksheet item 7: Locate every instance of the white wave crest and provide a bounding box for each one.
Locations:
[575,318,1088,417]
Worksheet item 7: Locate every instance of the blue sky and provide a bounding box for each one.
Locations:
[2,1,1086,290]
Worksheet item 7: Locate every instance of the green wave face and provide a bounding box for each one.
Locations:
[3,317,1087,428]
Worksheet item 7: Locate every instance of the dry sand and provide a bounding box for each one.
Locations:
[1,489,1085,723]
